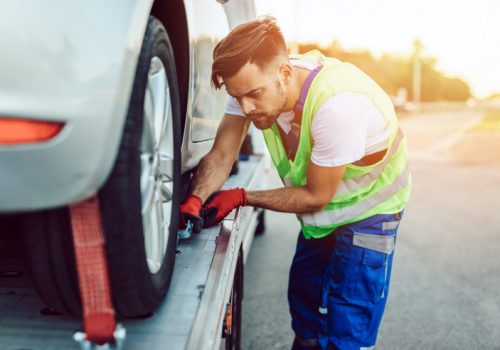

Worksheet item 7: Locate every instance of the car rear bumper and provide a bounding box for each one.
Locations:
[0,113,121,212]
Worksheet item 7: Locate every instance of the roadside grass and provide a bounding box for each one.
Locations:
[452,109,500,165]
[469,109,500,132]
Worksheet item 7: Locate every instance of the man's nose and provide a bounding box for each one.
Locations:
[240,98,256,115]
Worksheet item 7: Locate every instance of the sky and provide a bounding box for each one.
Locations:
[254,0,500,98]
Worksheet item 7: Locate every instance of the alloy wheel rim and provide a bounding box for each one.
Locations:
[140,56,175,274]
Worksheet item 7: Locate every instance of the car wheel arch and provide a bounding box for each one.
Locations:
[151,0,190,132]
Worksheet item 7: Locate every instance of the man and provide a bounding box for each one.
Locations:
[179,16,411,350]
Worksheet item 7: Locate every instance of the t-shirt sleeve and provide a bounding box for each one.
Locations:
[310,92,373,167]
[224,95,245,116]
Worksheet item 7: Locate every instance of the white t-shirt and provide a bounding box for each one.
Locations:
[224,60,390,167]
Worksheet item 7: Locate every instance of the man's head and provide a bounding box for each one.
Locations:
[211,16,294,129]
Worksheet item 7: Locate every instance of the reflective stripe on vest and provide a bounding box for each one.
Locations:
[300,164,410,226]
[282,127,404,195]
[334,128,404,196]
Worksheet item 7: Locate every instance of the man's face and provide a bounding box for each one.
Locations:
[224,62,288,130]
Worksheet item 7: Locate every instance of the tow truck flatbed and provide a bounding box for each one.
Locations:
[0,154,271,350]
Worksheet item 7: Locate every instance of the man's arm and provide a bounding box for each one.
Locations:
[190,114,251,203]
[246,162,346,213]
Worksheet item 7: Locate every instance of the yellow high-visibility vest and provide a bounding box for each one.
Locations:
[262,50,412,239]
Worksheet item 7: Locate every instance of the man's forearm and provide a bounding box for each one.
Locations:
[190,151,232,203]
[246,186,325,214]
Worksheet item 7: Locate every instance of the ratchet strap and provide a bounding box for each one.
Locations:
[70,195,117,345]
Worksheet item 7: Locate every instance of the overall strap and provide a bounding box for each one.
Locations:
[294,65,323,116]
[282,65,323,161]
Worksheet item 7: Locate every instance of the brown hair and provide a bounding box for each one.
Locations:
[211,16,287,89]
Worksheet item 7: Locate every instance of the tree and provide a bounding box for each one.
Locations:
[297,41,472,102]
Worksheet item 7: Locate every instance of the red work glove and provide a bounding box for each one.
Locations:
[179,194,204,233]
[200,188,247,228]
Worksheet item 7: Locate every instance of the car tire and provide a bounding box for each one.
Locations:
[20,16,181,317]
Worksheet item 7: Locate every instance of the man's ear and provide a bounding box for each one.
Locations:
[280,63,293,84]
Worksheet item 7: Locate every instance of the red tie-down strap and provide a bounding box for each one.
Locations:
[70,195,116,345]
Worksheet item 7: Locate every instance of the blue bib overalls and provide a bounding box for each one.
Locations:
[288,212,402,350]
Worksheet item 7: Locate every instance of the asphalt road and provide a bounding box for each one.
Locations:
[242,106,500,350]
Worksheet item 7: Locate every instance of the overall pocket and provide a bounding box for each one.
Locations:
[348,232,395,302]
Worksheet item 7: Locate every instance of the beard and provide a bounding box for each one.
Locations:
[247,80,287,129]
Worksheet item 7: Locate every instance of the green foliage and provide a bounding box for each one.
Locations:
[298,42,472,102]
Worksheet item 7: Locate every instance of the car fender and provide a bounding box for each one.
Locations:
[0,0,153,211]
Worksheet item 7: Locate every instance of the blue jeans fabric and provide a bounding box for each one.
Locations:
[288,213,402,350]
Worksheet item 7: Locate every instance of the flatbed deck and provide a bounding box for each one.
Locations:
[0,154,270,350]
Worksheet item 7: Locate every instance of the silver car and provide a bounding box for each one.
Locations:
[0,0,255,317]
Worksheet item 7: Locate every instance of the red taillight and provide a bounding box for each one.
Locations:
[0,118,64,145]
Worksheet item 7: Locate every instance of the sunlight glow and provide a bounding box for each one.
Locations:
[255,0,500,98]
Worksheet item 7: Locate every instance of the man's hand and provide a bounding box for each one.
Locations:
[179,194,204,233]
[200,188,247,228]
